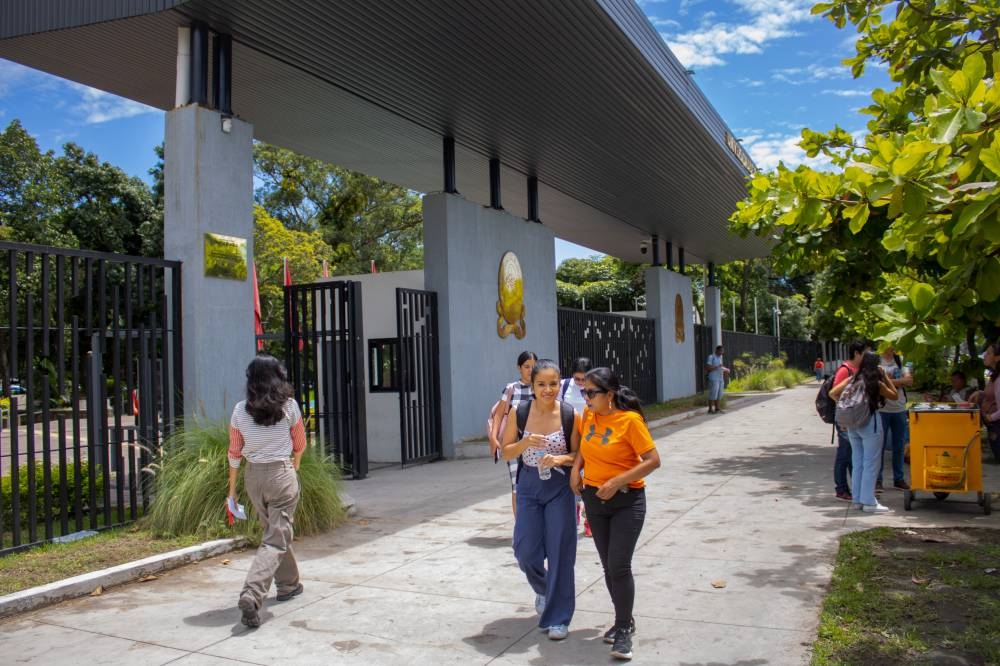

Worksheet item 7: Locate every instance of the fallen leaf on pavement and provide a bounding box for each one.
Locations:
[903,529,918,535]
[710,580,727,589]
[90,586,103,596]
[138,575,158,583]
[911,575,930,585]
[221,559,231,565]
[985,568,997,574]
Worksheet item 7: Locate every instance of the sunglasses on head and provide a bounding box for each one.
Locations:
[582,388,608,399]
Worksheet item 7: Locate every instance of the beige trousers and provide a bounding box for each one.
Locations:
[240,460,300,608]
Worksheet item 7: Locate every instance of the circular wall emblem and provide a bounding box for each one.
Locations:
[674,294,685,343]
[497,252,526,339]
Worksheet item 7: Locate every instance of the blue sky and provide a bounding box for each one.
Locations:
[0,0,888,264]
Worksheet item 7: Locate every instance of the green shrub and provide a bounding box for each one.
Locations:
[144,419,344,543]
[1,461,104,527]
[767,357,786,371]
[727,367,810,392]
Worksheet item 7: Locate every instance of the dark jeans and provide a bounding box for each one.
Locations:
[877,411,907,484]
[834,426,853,494]
[581,485,646,628]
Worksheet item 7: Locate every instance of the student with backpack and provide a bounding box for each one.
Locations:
[500,359,581,641]
[819,340,867,502]
[488,351,537,515]
[829,351,899,513]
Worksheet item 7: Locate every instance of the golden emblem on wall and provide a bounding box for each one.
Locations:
[674,294,685,343]
[497,251,526,339]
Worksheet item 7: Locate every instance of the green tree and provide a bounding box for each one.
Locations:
[252,206,333,336]
[253,143,423,274]
[731,0,1000,358]
[556,255,645,311]
[0,120,69,246]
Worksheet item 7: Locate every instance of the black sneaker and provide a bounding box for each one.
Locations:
[604,618,636,644]
[611,627,634,660]
[238,596,260,628]
[276,583,304,601]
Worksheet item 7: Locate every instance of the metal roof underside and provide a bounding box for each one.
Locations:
[0,0,768,265]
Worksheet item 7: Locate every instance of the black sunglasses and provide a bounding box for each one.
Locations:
[582,388,608,399]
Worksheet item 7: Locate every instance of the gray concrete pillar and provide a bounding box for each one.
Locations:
[645,266,696,400]
[423,192,557,456]
[164,105,254,419]
[704,285,722,347]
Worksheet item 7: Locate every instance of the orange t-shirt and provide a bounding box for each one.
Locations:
[578,409,656,489]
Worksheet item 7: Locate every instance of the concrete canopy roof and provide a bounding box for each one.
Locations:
[0,0,768,265]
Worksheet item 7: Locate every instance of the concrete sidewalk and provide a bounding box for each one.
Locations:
[2,384,996,664]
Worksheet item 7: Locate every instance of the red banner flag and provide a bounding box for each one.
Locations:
[284,257,292,287]
[370,259,377,274]
[252,261,265,351]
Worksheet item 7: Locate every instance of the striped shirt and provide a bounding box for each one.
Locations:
[228,398,307,469]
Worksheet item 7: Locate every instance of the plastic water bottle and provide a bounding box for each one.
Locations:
[538,463,551,481]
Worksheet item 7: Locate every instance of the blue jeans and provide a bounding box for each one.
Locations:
[877,411,907,484]
[834,426,853,494]
[848,416,883,507]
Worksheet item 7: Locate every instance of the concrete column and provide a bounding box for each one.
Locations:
[645,266,695,400]
[704,285,722,347]
[164,105,254,419]
[423,193,558,456]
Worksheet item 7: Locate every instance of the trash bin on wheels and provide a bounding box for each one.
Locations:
[904,403,991,515]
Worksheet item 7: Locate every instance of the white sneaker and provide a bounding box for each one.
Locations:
[862,503,891,513]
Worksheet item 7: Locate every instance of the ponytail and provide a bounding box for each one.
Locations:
[614,386,646,422]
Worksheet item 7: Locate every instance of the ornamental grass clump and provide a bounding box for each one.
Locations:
[144,419,344,543]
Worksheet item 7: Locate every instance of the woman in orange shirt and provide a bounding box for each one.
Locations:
[570,367,660,661]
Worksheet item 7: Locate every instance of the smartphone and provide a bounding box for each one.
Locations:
[494,447,500,463]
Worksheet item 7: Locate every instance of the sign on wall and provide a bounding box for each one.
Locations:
[204,232,248,280]
[497,251,526,339]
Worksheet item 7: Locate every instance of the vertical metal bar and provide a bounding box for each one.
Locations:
[7,250,18,403]
[349,281,367,478]
[55,254,67,536]
[189,22,209,106]
[127,427,137,521]
[489,158,502,210]
[651,235,660,267]
[25,252,36,544]
[139,323,154,511]
[111,286,124,525]
[212,33,233,114]
[71,315,83,531]
[429,291,443,459]
[318,281,331,458]
[57,414,67,536]
[708,262,716,287]
[40,253,50,356]
[84,257,94,333]
[124,264,135,422]
[443,136,457,194]
[146,310,160,512]
[666,242,674,271]
[158,290,171,453]
[86,339,102,530]
[527,176,539,222]
[678,247,686,272]
[396,289,406,464]
[98,259,107,332]
[170,264,184,425]
[41,374,52,540]
[10,397,21,547]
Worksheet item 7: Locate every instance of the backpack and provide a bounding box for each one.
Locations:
[835,375,875,431]
[559,378,573,402]
[487,384,515,458]
[514,400,575,482]
[816,364,851,424]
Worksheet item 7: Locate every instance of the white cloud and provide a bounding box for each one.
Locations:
[741,132,831,171]
[772,64,848,84]
[821,89,871,97]
[0,60,34,98]
[664,0,816,68]
[67,83,157,124]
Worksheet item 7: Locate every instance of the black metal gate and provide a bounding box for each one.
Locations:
[396,288,442,466]
[694,324,714,394]
[557,308,657,405]
[1,241,182,555]
[285,281,368,479]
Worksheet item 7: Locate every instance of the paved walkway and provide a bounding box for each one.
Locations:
[2,385,997,665]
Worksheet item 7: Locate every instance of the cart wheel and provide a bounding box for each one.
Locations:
[933,492,950,500]
[985,494,992,516]
[903,489,913,511]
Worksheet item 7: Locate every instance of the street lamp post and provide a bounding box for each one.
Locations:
[754,297,759,334]
[731,296,737,331]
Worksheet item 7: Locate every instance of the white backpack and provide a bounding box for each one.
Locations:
[835,376,874,430]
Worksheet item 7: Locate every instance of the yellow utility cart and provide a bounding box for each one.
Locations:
[904,403,991,515]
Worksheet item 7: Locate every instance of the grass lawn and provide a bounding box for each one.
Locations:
[813,527,1000,665]
[644,394,740,421]
[0,526,205,596]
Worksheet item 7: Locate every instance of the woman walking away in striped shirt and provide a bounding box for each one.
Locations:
[228,355,307,628]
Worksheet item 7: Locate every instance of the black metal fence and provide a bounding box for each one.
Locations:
[719,329,821,374]
[285,281,368,479]
[1,242,182,555]
[396,288,442,466]
[557,308,657,405]
[694,324,714,394]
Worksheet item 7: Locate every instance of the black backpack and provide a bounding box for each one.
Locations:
[816,364,852,424]
[514,400,575,482]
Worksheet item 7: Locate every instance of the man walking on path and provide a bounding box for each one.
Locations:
[705,345,729,414]
[832,340,867,502]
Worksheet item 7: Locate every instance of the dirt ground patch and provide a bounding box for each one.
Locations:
[813,526,1000,665]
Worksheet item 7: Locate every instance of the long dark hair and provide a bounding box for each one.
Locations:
[857,351,885,413]
[516,351,538,367]
[586,367,645,422]
[987,340,1000,382]
[244,355,293,426]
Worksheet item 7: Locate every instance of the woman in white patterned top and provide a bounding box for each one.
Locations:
[489,350,537,514]
[501,359,581,641]
[227,355,307,628]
